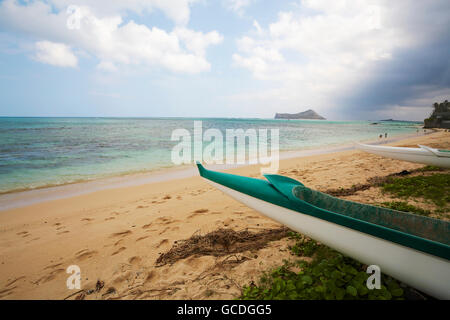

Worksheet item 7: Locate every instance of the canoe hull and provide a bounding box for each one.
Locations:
[206,179,450,299]
[356,143,450,168]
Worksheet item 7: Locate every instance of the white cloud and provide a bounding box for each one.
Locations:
[34,41,77,67]
[252,20,262,34]
[0,0,222,73]
[174,28,223,57]
[231,0,443,118]
[50,0,199,26]
[224,0,255,16]
[96,61,117,72]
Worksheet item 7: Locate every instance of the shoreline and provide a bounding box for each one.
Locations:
[0,129,447,300]
[0,130,428,211]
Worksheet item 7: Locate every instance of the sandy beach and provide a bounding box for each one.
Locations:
[0,130,448,300]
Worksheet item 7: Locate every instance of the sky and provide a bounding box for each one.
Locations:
[0,0,449,120]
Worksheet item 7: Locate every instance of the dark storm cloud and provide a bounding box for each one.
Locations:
[339,0,450,118]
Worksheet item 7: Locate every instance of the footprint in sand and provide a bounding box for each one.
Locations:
[158,227,170,235]
[194,208,209,213]
[5,276,25,287]
[44,263,62,270]
[136,236,149,242]
[17,231,28,236]
[136,205,148,209]
[114,239,124,247]
[36,268,65,284]
[188,209,209,218]
[75,249,98,261]
[112,271,132,285]
[190,191,201,196]
[145,270,157,282]
[57,230,70,235]
[222,218,234,226]
[81,218,94,222]
[111,247,127,256]
[155,239,169,248]
[128,256,141,265]
[142,223,152,229]
[154,216,177,225]
[105,217,115,221]
[0,286,16,298]
[110,230,132,238]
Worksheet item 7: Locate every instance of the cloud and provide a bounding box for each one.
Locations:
[34,41,77,67]
[224,0,255,16]
[0,0,222,73]
[232,0,450,120]
[50,0,199,26]
[96,61,117,72]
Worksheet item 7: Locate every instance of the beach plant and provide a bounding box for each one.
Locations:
[417,165,444,172]
[287,232,322,257]
[381,173,450,207]
[240,234,404,300]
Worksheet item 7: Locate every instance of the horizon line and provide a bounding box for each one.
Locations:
[0,116,425,122]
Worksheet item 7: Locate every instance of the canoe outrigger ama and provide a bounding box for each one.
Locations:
[196,163,450,299]
[356,143,450,168]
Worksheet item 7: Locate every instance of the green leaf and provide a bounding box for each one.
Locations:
[358,285,369,296]
[391,288,403,297]
[346,285,357,297]
[302,275,313,285]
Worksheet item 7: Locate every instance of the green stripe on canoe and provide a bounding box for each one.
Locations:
[292,186,449,245]
[438,149,450,153]
[197,163,450,260]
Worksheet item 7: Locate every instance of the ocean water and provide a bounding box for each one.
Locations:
[0,117,421,194]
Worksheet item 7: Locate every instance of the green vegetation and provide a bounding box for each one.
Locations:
[417,165,444,172]
[426,100,450,120]
[239,232,404,300]
[424,100,450,128]
[381,174,450,207]
[377,201,431,216]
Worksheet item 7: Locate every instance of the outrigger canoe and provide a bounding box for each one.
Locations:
[196,163,450,299]
[356,143,450,168]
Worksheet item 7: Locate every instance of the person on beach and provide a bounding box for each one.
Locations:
[379,134,382,139]
[385,133,387,138]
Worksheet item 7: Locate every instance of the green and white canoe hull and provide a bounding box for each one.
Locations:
[356,143,450,168]
[197,164,450,299]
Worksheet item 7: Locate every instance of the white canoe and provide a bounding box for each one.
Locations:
[356,143,450,168]
[197,163,450,299]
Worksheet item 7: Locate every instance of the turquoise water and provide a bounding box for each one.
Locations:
[0,117,421,194]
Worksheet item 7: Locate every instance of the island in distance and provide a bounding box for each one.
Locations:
[274,109,326,120]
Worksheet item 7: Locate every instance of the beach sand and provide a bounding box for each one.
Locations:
[0,130,448,300]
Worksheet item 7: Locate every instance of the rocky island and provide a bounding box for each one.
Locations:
[274,109,326,120]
